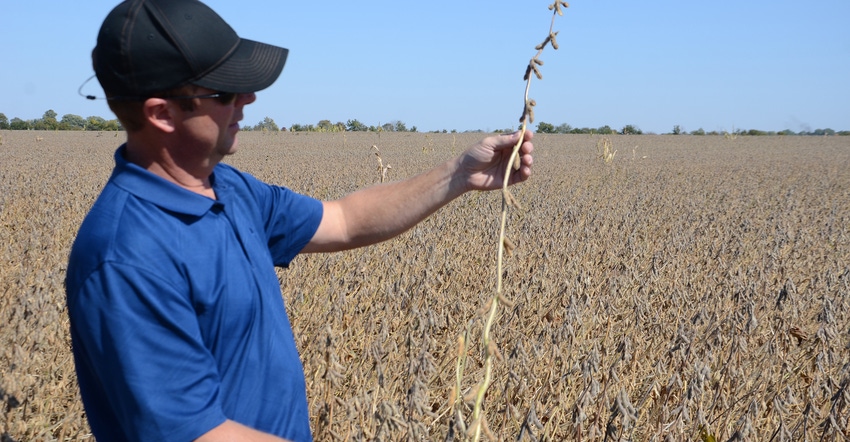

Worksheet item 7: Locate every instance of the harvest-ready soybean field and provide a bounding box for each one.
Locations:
[1,130,848,440]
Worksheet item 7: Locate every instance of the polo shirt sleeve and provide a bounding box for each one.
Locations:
[234,170,323,266]
[68,260,227,442]
[264,186,322,265]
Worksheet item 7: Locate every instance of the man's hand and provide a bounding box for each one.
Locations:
[195,420,291,442]
[457,130,534,192]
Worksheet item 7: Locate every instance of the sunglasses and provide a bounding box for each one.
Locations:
[163,91,238,105]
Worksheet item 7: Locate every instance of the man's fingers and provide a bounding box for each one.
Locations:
[494,130,534,151]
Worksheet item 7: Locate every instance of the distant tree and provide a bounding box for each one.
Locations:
[409,125,417,133]
[254,117,279,132]
[381,123,395,132]
[620,124,642,135]
[555,123,572,133]
[103,119,122,131]
[536,122,556,133]
[0,113,8,129]
[394,121,407,132]
[60,114,87,130]
[690,128,706,136]
[31,110,58,131]
[778,129,795,136]
[86,116,107,131]
[346,119,368,131]
[671,125,682,135]
[597,125,614,135]
[316,120,333,132]
[9,117,29,130]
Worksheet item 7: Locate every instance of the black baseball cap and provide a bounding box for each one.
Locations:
[93,0,288,100]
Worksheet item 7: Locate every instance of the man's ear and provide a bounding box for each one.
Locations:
[143,98,177,133]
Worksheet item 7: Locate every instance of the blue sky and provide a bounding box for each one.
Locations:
[1,1,848,133]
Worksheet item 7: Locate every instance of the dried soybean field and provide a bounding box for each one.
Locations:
[1,130,849,441]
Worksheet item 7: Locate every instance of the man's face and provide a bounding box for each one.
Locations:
[173,88,256,164]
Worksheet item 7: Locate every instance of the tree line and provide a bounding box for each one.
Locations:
[1,110,846,136]
[282,119,419,133]
[535,122,849,136]
[0,111,424,134]
[0,110,122,131]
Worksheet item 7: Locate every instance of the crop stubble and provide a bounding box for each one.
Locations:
[1,130,848,440]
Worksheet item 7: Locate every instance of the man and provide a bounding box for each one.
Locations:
[65,0,534,441]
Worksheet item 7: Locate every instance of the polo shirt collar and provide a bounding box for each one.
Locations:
[109,145,219,217]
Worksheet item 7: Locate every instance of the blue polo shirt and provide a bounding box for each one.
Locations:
[66,146,323,442]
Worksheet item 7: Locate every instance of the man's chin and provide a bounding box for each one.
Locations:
[219,138,239,157]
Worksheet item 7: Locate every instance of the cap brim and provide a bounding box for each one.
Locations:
[193,39,288,94]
